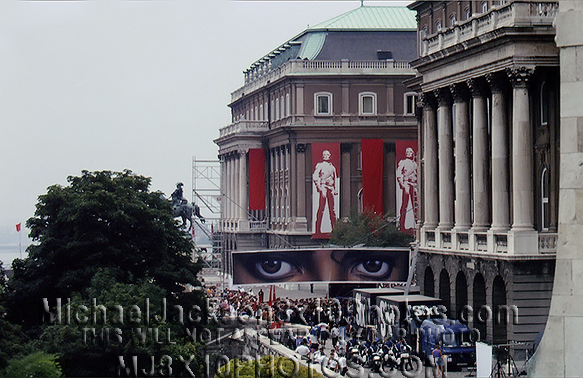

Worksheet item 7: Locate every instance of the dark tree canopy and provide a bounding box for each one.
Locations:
[330,210,414,248]
[4,170,202,329]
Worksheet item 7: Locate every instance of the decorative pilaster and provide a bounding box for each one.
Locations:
[486,73,511,232]
[450,83,471,231]
[421,93,438,229]
[435,88,454,230]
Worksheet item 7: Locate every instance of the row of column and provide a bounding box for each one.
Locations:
[422,66,535,234]
[221,151,248,225]
[270,146,290,223]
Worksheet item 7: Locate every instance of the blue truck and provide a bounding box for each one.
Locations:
[419,318,475,370]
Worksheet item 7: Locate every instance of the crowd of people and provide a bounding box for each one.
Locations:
[205,285,370,376]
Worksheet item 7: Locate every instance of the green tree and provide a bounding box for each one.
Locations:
[3,352,63,378]
[0,170,207,376]
[330,210,414,247]
[0,262,29,370]
[5,170,202,329]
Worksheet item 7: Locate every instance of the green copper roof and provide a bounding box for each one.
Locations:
[308,6,417,31]
[298,32,328,60]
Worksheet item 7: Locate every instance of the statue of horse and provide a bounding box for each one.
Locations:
[173,201,205,232]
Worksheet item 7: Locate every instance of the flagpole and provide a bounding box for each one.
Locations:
[19,228,22,258]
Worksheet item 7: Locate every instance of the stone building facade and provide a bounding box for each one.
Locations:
[214,6,419,278]
[407,0,559,358]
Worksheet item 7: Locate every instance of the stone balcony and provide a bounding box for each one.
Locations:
[218,120,269,138]
[231,59,416,102]
[421,227,557,256]
[421,1,558,58]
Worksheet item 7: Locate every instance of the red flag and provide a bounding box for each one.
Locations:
[249,148,266,210]
[361,139,384,215]
[15,223,21,232]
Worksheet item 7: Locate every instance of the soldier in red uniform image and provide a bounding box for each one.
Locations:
[313,149,338,236]
[396,146,418,232]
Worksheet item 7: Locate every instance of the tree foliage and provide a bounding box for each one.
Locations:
[5,170,202,329]
[0,170,207,376]
[2,352,63,378]
[330,210,414,247]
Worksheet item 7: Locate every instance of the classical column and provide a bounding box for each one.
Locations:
[468,78,490,231]
[450,83,471,231]
[239,150,249,230]
[226,155,232,222]
[435,88,454,230]
[295,144,308,230]
[234,153,240,226]
[421,93,438,229]
[507,67,535,231]
[220,154,226,229]
[486,73,510,232]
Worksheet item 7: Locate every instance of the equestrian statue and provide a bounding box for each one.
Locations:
[171,182,205,232]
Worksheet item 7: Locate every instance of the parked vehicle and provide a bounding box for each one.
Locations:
[419,319,475,370]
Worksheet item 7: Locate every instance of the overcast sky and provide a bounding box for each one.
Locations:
[0,0,410,268]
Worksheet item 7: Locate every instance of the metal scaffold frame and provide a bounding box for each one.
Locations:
[191,157,224,284]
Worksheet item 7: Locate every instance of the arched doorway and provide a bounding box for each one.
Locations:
[473,273,487,342]
[439,269,451,318]
[456,271,468,322]
[424,266,435,297]
[493,276,507,345]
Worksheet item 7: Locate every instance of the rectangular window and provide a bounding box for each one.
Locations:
[359,92,377,115]
[405,94,417,115]
[362,96,373,114]
[316,94,331,115]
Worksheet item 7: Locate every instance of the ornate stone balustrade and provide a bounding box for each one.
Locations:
[232,59,415,101]
[421,1,558,57]
[219,120,269,137]
[421,228,557,255]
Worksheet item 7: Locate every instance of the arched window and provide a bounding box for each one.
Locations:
[314,92,332,115]
[424,267,435,297]
[456,272,468,321]
[404,92,418,115]
[492,276,508,345]
[435,20,442,32]
[473,274,487,342]
[359,92,377,115]
[449,13,457,27]
[440,269,451,318]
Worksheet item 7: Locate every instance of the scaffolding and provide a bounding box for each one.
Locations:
[191,158,224,283]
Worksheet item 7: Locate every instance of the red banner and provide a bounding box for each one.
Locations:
[395,140,419,233]
[312,143,340,239]
[361,139,384,215]
[248,148,266,210]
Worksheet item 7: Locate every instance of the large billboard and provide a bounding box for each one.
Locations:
[232,248,409,285]
[395,140,419,233]
[312,143,340,239]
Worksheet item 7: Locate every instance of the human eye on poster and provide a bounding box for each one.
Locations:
[232,248,409,284]
[395,140,419,234]
[311,142,340,239]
